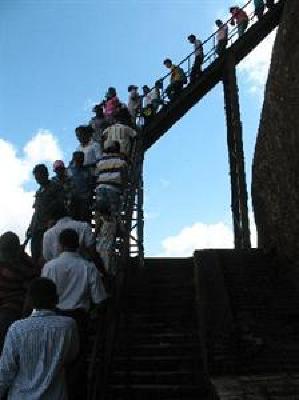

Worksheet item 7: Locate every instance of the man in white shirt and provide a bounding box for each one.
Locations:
[215,19,228,56]
[42,204,107,276]
[188,34,204,82]
[75,125,102,166]
[43,204,94,260]
[43,228,107,400]
[42,228,107,312]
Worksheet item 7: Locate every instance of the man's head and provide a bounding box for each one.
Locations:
[115,107,132,127]
[53,160,65,178]
[106,87,117,99]
[188,34,196,44]
[28,278,58,310]
[143,85,150,95]
[0,231,20,259]
[72,151,85,167]
[215,19,223,28]
[128,85,138,94]
[163,59,172,69]
[75,126,92,146]
[33,164,49,186]
[59,228,79,252]
[230,7,238,13]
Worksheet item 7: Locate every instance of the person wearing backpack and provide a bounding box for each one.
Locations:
[163,58,186,101]
[188,34,204,82]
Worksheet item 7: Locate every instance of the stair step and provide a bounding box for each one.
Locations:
[112,355,197,371]
[109,370,195,385]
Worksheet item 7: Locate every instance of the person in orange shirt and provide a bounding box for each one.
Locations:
[230,6,249,37]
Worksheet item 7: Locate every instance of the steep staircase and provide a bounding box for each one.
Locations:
[105,258,217,399]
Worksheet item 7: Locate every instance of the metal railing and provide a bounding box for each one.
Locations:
[140,0,278,113]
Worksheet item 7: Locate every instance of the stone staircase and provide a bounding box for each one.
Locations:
[105,257,217,399]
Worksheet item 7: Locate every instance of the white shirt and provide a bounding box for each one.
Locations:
[216,24,228,41]
[43,217,95,262]
[103,123,137,157]
[77,139,102,166]
[194,39,203,57]
[42,252,107,311]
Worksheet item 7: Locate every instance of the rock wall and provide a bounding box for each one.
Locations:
[252,0,299,262]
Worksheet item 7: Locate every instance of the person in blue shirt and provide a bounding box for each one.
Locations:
[0,277,79,400]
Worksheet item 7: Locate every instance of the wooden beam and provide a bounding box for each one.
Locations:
[223,54,251,249]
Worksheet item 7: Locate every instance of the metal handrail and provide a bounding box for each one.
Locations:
[140,0,274,108]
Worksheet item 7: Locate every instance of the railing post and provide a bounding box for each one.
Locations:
[223,53,251,249]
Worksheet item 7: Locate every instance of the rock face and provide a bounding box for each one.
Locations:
[252,0,299,262]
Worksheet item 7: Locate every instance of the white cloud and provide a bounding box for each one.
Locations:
[239,30,276,94]
[160,222,234,257]
[0,131,63,242]
[159,215,257,257]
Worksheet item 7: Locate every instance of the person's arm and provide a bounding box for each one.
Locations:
[89,263,108,306]
[0,326,19,396]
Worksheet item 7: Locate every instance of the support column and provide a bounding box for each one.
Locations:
[223,54,251,249]
[137,158,145,265]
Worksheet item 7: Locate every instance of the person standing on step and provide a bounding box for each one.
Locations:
[163,59,186,101]
[254,0,265,20]
[187,34,204,82]
[230,6,249,37]
[75,125,102,168]
[0,277,79,400]
[215,19,228,56]
[27,164,65,264]
[0,232,38,352]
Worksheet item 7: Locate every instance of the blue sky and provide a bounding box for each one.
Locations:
[0,0,275,255]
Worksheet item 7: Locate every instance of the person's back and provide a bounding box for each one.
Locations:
[42,230,107,311]
[43,216,94,262]
[0,278,79,400]
[103,123,136,157]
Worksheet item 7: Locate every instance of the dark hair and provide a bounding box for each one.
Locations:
[45,203,67,222]
[188,34,196,41]
[28,278,58,309]
[73,151,85,160]
[115,107,133,127]
[215,19,223,25]
[75,125,93,137]
[33,164,48,175]
[0,232,20,256]
[230,7,237,12]
[106,140,120,153]
[163,58,172,65]
[59,229,79,251]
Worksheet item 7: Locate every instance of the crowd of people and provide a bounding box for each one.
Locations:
[0,1,277,398]
[0,103,138,398]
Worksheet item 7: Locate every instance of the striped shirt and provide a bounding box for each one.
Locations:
[96,153,128,190]
[0,310,79,400]
[103,123,137,157]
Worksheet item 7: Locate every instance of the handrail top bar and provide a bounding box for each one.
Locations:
[144,0,253,94]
